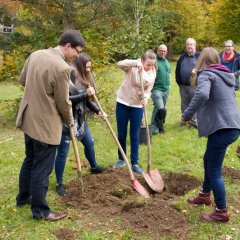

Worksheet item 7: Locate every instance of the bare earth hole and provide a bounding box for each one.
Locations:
[60,168,201,239]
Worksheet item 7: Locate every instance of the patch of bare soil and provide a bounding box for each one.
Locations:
[60,168,201,240]
[54,228,76,240]
[223,166,240,181]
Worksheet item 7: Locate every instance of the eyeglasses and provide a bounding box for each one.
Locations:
[74,47,82,55]
[70,44,82,55]
[225,45,233,47]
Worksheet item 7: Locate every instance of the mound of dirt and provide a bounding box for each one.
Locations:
[223,166,240,180]
[61,168,201,240]
[54,228,76,240]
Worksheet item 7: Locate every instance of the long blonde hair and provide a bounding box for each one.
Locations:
[191,47,220,86]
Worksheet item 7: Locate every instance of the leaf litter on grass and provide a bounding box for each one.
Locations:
[58,168,201,240]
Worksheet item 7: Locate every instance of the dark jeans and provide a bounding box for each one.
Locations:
[55,125,97,185]
[16,134,57,219]
[116,102,143,165]
[202,129,240,209]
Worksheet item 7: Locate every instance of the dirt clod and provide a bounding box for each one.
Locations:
[54,228,76,240]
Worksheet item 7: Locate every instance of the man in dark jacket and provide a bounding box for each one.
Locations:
[219,40,240,91]
[175,38,200,126]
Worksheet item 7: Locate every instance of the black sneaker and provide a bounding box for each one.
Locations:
[56,184,67,196]
[90,165,107,174]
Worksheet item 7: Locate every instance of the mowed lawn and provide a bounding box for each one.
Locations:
[1,63,240,239]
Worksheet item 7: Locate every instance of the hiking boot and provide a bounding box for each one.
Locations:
[56,184,67,196]
[159,128,165,133]
[91,165,107,174]
[112,160,126,168]
[201,208,229,223]
[132,165,144,174]
[188,191,212,206]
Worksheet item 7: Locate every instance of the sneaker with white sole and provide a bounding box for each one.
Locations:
[56,184,67,196]
[132,165,144,174]
[112,160,126,168]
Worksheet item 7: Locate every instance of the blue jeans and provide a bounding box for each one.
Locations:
[151,89,169,133]
[202,129,240,209]
[55,125,97,185]
[116,102,143,165]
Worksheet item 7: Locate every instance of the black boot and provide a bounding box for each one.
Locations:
[56,184,67,196]
[155,108,167,132]
[91,165,107,174]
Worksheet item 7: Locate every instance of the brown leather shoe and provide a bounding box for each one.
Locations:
[188,191,212,206]
[201,208,229,223]
[45,212,67,221]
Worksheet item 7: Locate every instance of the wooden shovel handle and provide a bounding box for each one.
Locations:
[140,73,152,173]
[93,95,135,181]
[69,126,82,178]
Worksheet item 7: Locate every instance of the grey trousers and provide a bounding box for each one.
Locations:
[151,89,169,133]
[179,84,197,123]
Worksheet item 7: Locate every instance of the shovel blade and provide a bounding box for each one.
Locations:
[143,169,164,193]
[131,179,150,198]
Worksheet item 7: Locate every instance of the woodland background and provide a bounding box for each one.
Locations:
[0,0,240,90]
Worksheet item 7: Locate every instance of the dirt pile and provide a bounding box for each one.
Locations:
[54,228,76,240]
[59,168,201,240]
[223,166,240,180]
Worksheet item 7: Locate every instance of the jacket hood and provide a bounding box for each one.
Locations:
[205,64,231,73]
[198,65,235,87]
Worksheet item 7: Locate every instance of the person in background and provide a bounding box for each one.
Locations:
[219,40,240,91]
[151,44,171,134]
[219,40,240,159]
[112,50,157,174]
[176,38,200,127]
[182,47,240,223]
[55,53,107,196]
[16,30,85,221]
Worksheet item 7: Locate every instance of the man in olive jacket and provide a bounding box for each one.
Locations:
[16,30,85,221]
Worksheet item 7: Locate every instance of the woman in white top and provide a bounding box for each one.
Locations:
[113,50,157,174]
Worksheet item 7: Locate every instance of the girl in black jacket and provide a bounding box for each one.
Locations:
[55,54,107,196]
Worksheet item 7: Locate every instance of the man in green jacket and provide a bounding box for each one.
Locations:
[151,44,171,134]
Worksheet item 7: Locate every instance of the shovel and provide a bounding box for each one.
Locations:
[69,126,84,193]
[93,95,150,198]
[140,73,164,193]
[187,120,198,129]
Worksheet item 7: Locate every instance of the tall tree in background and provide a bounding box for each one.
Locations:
[149,0,209,56]
[110,0,165,58]
[213,0,240,42]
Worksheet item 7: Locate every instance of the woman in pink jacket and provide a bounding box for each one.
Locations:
[113,50,157,174]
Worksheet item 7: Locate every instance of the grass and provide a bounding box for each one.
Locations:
[1,63,240,239]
